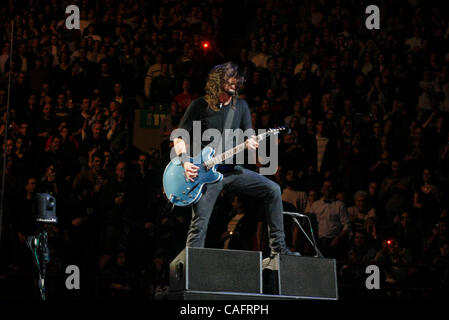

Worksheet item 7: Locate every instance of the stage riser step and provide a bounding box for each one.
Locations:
[263,255,338,300]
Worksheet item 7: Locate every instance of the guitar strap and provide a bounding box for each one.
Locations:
[221,96,236,153]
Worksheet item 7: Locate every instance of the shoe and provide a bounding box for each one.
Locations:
[270,246,301,257]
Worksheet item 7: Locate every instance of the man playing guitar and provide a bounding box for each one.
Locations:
[173,62,299,257]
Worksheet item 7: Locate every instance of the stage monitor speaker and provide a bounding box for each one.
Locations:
[35,193,57,224]
[170,247,262,294]
[263,255,338,300]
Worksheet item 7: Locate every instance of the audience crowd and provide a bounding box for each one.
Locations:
[0,0,449,299]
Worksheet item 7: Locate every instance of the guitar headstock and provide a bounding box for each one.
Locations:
[266,126,290,135]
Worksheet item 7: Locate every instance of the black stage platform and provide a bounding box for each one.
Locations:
[169,290,336,300]
[169,247,338,301]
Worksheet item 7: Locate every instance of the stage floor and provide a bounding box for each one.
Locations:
[169,290,338,300]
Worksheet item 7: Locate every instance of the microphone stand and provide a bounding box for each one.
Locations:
[26,224,50,300]
[283,211,324,258]
[0,19,14,246]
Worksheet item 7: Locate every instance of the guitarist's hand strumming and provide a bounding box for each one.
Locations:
[183,162,199,182]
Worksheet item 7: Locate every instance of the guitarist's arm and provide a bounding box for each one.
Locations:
[174,138,199,182]
[240,100,258,150]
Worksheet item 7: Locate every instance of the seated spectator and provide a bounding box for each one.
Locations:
[150,63,175,107]
[9,137,29,178]
[101,250,135,299]
[112,83,125,105]
[378,160,413,228]
[220,195,253,250]
[58,122,79,156]
[35,103,56,147]
[366,181,381,214]
[303,120,339,187]
[340,230,377,283]
[38,163,61,196]
[251,42,272,69]
[279,132,304,171]
[98,160,134,269]
[306,180,351,259]
[174,78,198,112]
[38,134,70,179]
[15,121,33,154]
[368,136,391,183]
[348,190,376,233]
[374,238,414,284]
[412,168,441,234]
[365,216,379,245]
[238,48,256,82]
[103,101,121,133]
[107,109,129,156]
[148,249,170,300]
[102,149,115,178]
[80,120,109,166]
[144,53,164,100]
[430,241,449,287]
[54,93,71,125]
[1,155,23,198]
[304,188,318,214]
[281,169,307,212]
[45,122,80,173]
[62,180,99,271]
[73,150,108,193]
[393,211,423,261]
[339,131,368,195]
[424,218,449,264]
[284,100,303,128]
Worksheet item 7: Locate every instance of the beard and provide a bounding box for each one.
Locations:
[218,91,232,103]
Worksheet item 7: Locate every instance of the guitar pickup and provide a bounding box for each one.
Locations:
[187,183,199,194]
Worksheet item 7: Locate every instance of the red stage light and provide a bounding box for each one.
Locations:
[202,41,210,49]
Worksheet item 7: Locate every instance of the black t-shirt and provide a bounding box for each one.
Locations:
[178,97,253,152]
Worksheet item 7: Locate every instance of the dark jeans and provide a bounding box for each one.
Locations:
[186,166,286,250]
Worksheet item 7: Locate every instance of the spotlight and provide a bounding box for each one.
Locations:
[201,41,210,49]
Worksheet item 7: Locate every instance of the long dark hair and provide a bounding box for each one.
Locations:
[204,62,245,111]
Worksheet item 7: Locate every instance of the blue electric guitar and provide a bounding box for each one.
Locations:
[162,127,288,207]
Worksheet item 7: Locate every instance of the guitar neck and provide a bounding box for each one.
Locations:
[205,132,270,168]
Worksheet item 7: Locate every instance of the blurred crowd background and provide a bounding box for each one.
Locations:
[0,0,449,300]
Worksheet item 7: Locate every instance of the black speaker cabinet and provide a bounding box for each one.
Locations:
[35,193,57,224]
[169,247,262,294]
[263,255,338,300]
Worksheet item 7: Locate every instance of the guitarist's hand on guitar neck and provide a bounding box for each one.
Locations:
[183,162,199,182]
[245,135,259,150]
